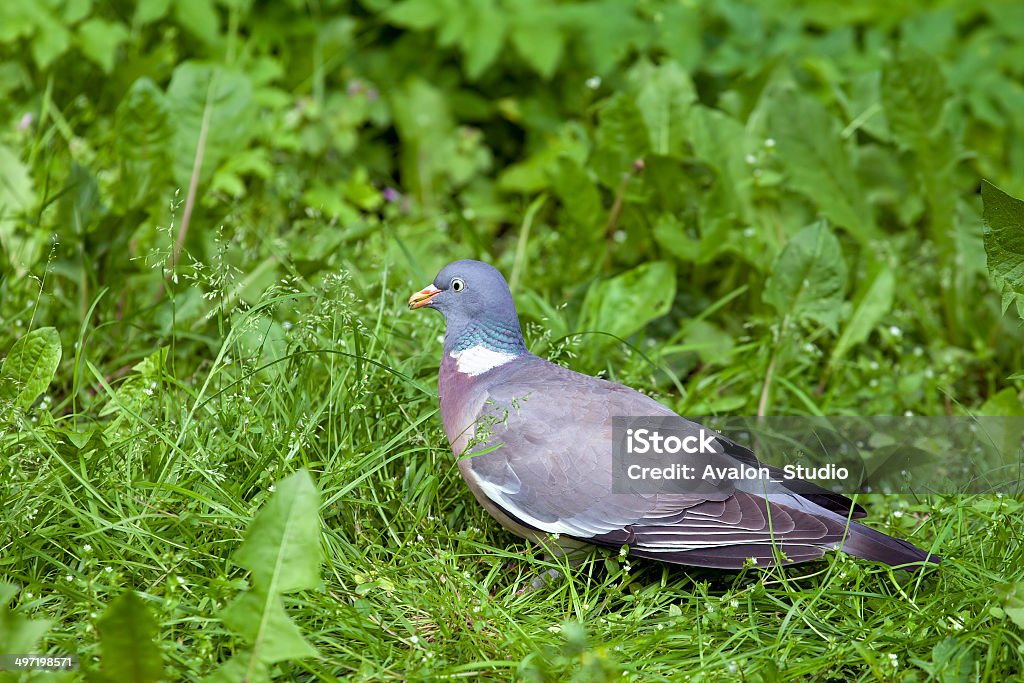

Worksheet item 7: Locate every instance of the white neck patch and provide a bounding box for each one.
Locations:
[450,345,517,376]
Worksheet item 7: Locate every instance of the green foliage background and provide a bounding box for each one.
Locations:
[2,0,1024,680]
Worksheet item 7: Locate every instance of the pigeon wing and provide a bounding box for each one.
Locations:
[461,357,852,568]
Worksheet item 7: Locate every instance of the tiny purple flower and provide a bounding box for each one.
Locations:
[17,113,33,131]
[382,187,400,203]
[347,80,362,96]
[366,88,379,102]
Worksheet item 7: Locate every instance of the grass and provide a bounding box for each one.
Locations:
[2,2,1024,679]
[3,259,1023,682]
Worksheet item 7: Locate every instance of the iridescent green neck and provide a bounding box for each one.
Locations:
[448,319,527,355]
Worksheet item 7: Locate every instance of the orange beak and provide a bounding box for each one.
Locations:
[408,283,441,309]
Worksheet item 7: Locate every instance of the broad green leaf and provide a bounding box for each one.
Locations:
[581,261,676,340]
[97,592,164,683]
[111,78,173,210]
[997,581,1024,630]
[62,0,92,23]
[0,583,52,655]
[30,12,71,69]
[0,143,34,215]
[389,78,456,204]
[0,62,30,99]
[77,18,130,73]
[220,589,319,664]
[550,157,602,228]
[687,105,751,219]
[0,4,39,43]
[562,0,649,76]
[653,212,699,263]
[929,637,975,683]
[979,387,1024,417]
[0,143,36,273]
[596,94,648,160]
[135,0,172,24]
[828,265,895,366]
[510,5,564,78]
[682,319,735,365]
[461,0,506,80]
[977,388,1024,461]
[233,469,322,592]
[592,93,649,188]
[497,121,590,193]
[173,0,222,46]
[764,86,875,241]
[763,222,847,332]
[631,59,696,157]
[881,48,950,147]
[213,470,322,677]
[386,0,445,30]
[58,163,106,235]
[166,62,254,188]
[981,180,1024,318]
[0,327,62,409]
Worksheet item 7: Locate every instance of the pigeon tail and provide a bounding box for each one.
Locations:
[840,520,940,567]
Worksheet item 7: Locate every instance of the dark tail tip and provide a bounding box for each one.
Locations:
[842,522,940,568]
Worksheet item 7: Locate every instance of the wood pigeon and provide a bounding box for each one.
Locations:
[409,259,938,570]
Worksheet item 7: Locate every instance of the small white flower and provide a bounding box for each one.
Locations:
[105,566,113,573]
[765,138,776,148]
[83,544,92,552]
[745,153,757,165]
[904,410,914,417]
[585,76,602,90]
[268,485,276,493]
[410,635,419,644]
[66,575,74,582]
[889,325,902,337]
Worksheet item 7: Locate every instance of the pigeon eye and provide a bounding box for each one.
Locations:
[451,277,466,292]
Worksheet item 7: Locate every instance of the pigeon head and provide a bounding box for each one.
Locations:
[408,259,527,356]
